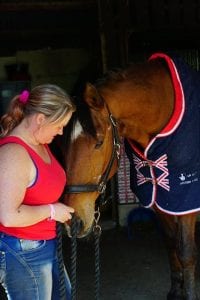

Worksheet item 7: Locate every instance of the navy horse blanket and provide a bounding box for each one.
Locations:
[125,52,200,215]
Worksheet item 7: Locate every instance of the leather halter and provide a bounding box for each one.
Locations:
[64,112,121,195]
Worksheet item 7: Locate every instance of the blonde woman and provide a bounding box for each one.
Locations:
[0,84,76,300]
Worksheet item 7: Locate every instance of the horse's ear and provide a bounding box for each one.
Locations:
[84,83,104,109]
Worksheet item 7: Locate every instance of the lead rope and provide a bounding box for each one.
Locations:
[70,210,102,300]
[56,222,67,300]
[70,216,77,300]
[93,207,102,300]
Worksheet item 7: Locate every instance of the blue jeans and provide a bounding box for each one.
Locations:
[0,233,71,300]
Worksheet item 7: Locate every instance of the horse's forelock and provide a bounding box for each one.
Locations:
[60,96,97,151]
[71,120,83,141]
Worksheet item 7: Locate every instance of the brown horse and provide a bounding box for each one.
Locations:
[61,53,200,300]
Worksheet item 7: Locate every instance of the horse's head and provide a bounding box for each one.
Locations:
[62,83,120,237]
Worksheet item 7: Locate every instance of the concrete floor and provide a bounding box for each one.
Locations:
[1,221,200,300]
[63,221,200,300]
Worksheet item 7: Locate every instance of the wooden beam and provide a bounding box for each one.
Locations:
[0,1,95,12]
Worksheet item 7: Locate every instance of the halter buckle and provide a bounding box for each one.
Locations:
[110,114,117,127]
[115,142,121,159]
[98,182,107,194]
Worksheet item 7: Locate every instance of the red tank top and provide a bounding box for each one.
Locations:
[0,136,66,239]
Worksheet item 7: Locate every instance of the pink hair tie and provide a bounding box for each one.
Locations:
[19,90,30,104]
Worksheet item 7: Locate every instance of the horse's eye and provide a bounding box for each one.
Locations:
[95,140,103,149]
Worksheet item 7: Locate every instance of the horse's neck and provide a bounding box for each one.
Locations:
[106,68,175,150]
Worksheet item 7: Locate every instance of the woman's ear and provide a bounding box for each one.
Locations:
[35,113,46,126]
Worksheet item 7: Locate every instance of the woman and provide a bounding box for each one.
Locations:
[0,84,76,300]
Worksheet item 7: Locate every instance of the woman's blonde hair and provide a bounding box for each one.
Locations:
[0,84,76,137]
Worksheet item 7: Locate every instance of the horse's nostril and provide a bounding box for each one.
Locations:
[68,215,92,238]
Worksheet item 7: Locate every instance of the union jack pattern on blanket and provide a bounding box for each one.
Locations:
[133,154,170,191]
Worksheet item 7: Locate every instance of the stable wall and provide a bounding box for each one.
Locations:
[0,47,90,116]
[0,47,90,92]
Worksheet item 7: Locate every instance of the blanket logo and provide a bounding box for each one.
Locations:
[133,153,170,191]
[179,172,198,185]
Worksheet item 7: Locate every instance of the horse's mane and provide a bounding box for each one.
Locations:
[95,58,169,89]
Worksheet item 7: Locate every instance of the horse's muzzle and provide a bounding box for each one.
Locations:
[64,216,92,238]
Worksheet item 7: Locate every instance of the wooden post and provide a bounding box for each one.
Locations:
[97,0,130,70]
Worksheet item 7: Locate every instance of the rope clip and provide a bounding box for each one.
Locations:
[93,207,102,235]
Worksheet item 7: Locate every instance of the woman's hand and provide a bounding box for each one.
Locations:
[51,203,74,223]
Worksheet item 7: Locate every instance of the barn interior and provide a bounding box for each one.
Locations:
[1,1,200,299]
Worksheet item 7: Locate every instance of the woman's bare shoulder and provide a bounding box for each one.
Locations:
[0,143,31,166]
[0,143,34,204]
